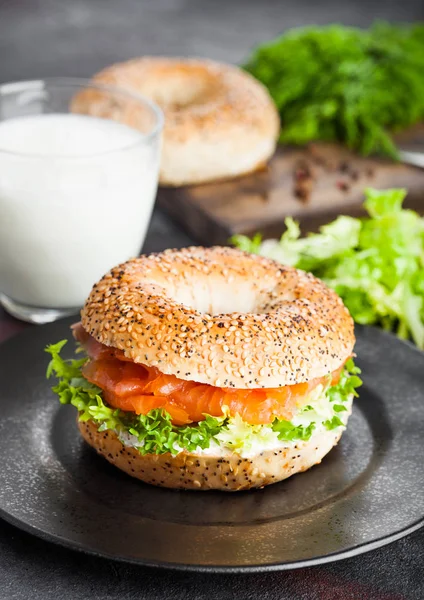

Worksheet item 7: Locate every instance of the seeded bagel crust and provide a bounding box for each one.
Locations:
[78,395,351,491]
[80,247,355,389]
[71,56,280,185]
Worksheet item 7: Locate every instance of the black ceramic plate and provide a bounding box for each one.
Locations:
[0,318,423,572]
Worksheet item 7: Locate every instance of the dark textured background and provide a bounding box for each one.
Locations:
[0,1,424,598]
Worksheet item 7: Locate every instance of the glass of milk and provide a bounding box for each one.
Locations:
[0,78,163,323]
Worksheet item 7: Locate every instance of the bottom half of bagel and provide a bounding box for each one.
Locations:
[78,397,352,491]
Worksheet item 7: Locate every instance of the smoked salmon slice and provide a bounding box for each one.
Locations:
[74,322,341,426]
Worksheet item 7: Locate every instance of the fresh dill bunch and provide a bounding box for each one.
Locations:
[244,22,424,158]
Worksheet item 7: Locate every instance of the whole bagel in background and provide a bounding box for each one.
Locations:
[72,57,280,186]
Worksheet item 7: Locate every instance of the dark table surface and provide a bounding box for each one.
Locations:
[1,0,424,598]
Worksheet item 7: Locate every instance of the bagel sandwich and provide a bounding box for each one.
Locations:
[46,247,361,491]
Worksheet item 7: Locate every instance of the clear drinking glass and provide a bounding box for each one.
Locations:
[0,78,163,323]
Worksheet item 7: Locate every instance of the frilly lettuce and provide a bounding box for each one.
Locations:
[46,342,361,456]
[218,359,361,454]
[232,188,424,349]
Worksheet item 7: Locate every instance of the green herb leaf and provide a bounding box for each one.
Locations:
[244,23,424,158]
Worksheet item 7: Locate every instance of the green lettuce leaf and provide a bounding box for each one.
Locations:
[46,341,361,456]
[232,188,424,349]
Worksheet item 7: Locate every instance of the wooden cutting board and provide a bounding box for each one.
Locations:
[157,128,424,245]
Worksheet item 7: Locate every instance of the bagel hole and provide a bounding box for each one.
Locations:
[145,70,219,109]
[170,281,259,315]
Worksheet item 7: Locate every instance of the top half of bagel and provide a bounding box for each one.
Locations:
[80,246,355,389]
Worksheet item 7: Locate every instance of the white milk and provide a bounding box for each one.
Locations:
[0,114,161,307]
